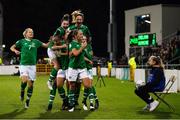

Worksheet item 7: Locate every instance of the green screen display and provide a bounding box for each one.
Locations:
[130,33,156,46]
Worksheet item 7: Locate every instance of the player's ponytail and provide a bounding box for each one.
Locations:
[61,14,70,23]
[158,56,165,69]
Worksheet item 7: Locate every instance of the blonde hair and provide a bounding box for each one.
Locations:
[71,10,83,23]
[149,56,164,69]
[23,28,33,38]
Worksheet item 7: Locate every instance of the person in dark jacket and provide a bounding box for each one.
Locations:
[135,56,165,112]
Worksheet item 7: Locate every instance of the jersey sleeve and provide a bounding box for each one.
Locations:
[89,44,93,51]
[15,39,22,48]
[53,27,65,37]
[68,25,75,31]
[53,28,59,36]
[69,41,79,51]
[48,41,54,49]
[35,39,43,48]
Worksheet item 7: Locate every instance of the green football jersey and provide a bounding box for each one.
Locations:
[48,27,65,48]
[58,40,69,70]
[68,24,91,37]
[84,44,93,69]
[53,26,65,37]
[15,38,43,65]
[48,41,54,49]
[68,40,86,69]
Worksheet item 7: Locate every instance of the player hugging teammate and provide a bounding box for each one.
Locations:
[46,10,99,112]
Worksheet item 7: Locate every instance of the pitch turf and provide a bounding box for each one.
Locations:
[0,75,180,119]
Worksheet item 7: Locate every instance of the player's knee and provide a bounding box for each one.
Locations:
[69,82,76,90]
[83,81,91,88]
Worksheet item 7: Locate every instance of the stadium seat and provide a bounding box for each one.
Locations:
[153,75,176,112]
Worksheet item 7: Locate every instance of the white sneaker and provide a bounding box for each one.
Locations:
[142,104,150,111]
[149,100,159,112]
[83,104,88,111]
[90,103,95,111]
[24,100,29,109]
[47,81,53,90]
[68,107,74,112]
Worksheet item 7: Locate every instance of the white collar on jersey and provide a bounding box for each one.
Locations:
[25,38,32,41]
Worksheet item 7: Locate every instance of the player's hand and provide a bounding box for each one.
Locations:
[61,44,67,48]
[89,60,93,65]
[66,29,71,34]
[49,36,54,41]
[14,50,20,55]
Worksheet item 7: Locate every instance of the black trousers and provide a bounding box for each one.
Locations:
[134,85,154,104]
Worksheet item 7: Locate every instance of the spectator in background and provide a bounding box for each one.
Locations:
[0,57,2,65]
[172,41,180,69]
[120,54,129,80]
[120,54,128,65]
[16,56,20,64]
[107,60,112,77]
[128,55,137,81]
[176,29,180,41]
[10,56,20,65]
[10,56,16,65]
[37,58,43,64]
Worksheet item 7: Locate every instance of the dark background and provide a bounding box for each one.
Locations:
[1,0,180,59]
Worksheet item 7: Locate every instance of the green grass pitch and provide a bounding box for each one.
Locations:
[0,75,180,119]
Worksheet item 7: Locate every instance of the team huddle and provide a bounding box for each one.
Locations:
[10,10,99,112]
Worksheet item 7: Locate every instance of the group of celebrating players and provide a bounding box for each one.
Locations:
[10,10,99,112]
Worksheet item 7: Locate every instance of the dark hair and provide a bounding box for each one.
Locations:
[72,29,79,36]
[53,35,61,41]
[61,14,70,23]
[66,29,79,43]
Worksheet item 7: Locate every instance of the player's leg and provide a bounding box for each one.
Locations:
[57,69,68,110]
[82,69,91,110]
[47,48,59,90]
[19,65,28,101]
[82,87,89,110]
[89,69,99,109]
[47,81,57,111]
[88,86,94,110]
[134,86,155,111]
[25,80,34,109]
[47,59,59,90]
[20,76,28,101]
[74,82,81,107]
[24,66,36,109]
[67,68,78,112]
[92,86,99,109]
[80,69,94,110]
[68,82,76,112]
